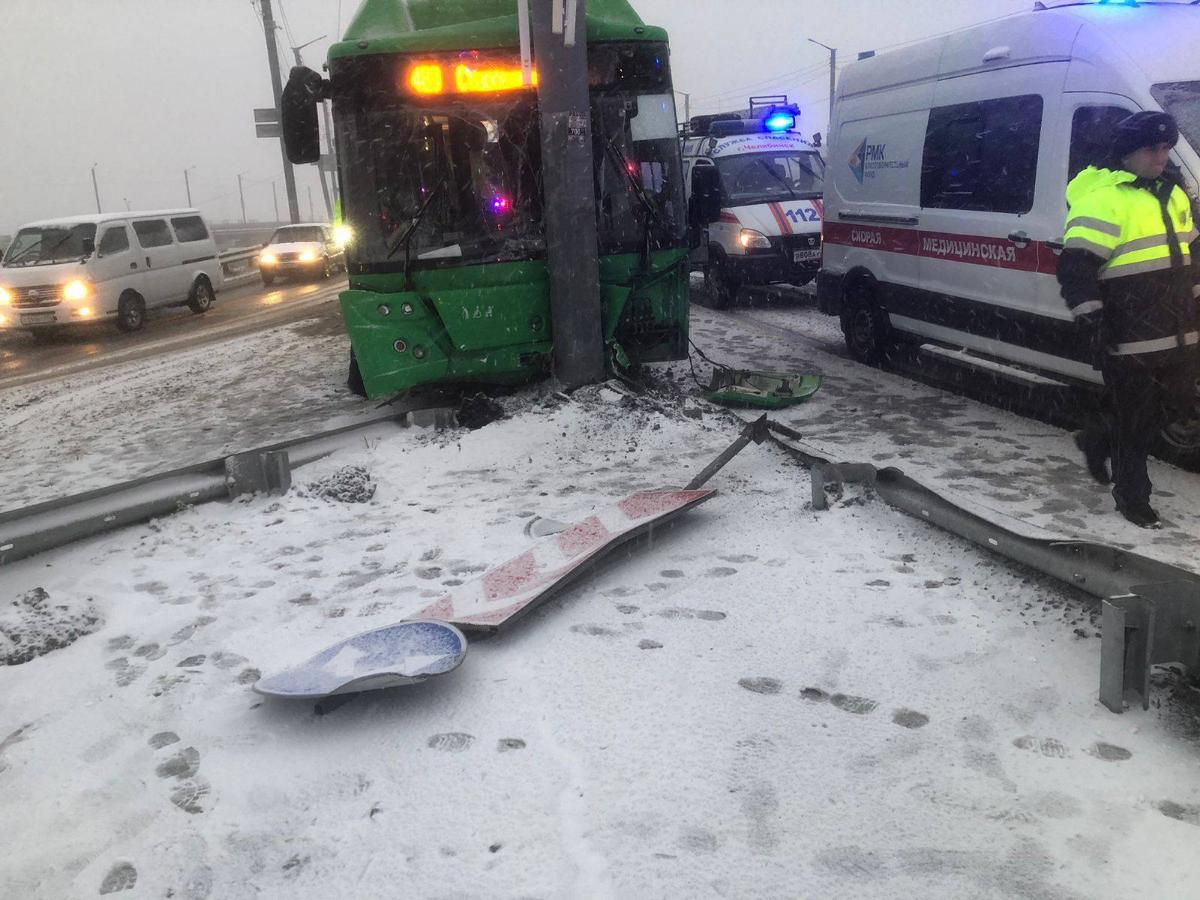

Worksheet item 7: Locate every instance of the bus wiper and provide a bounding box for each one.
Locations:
[385,178,446,264]
[605,136,663,230]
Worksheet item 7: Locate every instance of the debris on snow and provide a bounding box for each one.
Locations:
[307,466,376,504]
[0,587,101,666]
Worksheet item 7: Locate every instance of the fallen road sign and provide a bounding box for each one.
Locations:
[416,489,716,633]
[253,620,468,700]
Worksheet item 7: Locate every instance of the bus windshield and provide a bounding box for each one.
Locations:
[715,151,825,207]
[333,42,686,270]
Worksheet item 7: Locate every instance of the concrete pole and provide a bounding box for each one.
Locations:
[91,164,101,213]
[808,39,837,139]
[261,0,301,223]
[237,174,247,225]
[532,0,605,389]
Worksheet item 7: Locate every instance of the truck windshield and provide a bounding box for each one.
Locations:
[3,223,97,267]
[716,151,825,207]
[1151,82,1200,158]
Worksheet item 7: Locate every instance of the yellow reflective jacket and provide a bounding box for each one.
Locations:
[1059,166,1200,362]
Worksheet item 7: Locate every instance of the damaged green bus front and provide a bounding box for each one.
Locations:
[287,0,691,400]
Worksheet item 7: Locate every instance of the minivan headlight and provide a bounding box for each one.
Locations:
[738,229,772,250]
[63,279,90,301]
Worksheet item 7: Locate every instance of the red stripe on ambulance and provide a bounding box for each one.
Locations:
[823,222,1058,275]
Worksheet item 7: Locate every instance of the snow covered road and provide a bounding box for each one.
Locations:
[1,297,1199,898]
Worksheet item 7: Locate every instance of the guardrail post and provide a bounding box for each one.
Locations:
[225,450,292,498]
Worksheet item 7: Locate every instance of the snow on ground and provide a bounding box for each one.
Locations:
[2,297,1200,897]
[0,315,373,513]
[2,372,1200,898]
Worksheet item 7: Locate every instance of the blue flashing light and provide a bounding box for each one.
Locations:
[764,112,796,133]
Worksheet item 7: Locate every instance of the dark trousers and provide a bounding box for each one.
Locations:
[1085,356,1195,506]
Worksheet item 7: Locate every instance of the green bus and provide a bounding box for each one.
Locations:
[282,0,710,400]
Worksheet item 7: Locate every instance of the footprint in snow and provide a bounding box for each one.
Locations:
[427,733,474,752]
[830,694,879,715]
[497,738,526,752]
[657,608,727,622]
[739,677,783,695]
[98,861,137,894]
[1013,736,1071,758]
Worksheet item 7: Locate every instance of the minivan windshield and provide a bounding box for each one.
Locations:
[1151,82,1200,157]
[3,223,97,267]
[715,151,825,206]
[268,226,325,244]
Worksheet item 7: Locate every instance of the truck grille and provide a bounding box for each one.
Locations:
[10,285,62,308]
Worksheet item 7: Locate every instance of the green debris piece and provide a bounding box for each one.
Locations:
[704,370,822,410]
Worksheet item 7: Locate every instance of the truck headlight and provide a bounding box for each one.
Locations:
[63,279,90,301]
[738,229,772,250]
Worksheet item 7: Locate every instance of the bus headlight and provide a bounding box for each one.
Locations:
[738,229,772,250]
[260,252,278,266]
[63,279,90,301]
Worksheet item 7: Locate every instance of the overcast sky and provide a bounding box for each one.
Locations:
[0,0,1034,235]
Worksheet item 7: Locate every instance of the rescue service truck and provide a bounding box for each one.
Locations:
[819,0,1200,466]
[683,98,825,308]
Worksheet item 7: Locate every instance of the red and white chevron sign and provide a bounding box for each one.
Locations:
[416,490,716,632]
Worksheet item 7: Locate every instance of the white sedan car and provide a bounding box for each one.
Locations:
[257,223,347,287]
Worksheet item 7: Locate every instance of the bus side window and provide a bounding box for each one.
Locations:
[1069,106,1133,181]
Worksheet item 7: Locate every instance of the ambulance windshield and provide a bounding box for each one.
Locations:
[715,151,825,206]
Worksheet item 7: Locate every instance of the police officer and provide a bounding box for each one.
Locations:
[1059,111,1200,528]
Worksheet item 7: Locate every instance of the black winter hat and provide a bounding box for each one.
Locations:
[1111,111,1180,160]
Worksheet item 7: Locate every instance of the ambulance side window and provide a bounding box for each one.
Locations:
[921,95,1043,214]
[1069,106,1133,180]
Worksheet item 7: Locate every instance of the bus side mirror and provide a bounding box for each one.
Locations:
[281,66,329,165]
[689,165,723,227]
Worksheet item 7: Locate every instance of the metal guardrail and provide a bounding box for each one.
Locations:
[764,420,1200,715]
[218,245,264,286]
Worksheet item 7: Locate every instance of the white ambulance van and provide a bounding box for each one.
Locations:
[820,0,1200,443]
[683,99,825,307]
[0,209,222,336]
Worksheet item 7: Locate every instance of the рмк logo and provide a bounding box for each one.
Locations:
[848,138,867,184]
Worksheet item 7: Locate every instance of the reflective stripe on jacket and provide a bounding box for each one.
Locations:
[1059,166,1200,362]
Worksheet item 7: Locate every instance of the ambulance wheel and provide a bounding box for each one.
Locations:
[116,292,146,333]
[187,276,214,314]
[704,252,740,309]
[347,349,367,398]
[841,279,890,365]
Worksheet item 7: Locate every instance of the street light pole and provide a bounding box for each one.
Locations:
[184,166,196,207]
[808,38,837,138]
[237,173,247,224]
[90,163,102,214]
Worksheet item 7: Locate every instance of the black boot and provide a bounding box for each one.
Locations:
[1115,497,1161,529]
[1074,431,1111,485]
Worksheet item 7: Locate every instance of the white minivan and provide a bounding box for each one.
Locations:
[820,1,1200,403]
[0,209,223,336]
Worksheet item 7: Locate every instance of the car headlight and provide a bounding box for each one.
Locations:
[738,229,772,250]
[63,279,90,301]
[0,286,11,306]
[299,250,317,263]
[259,252,278,266]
